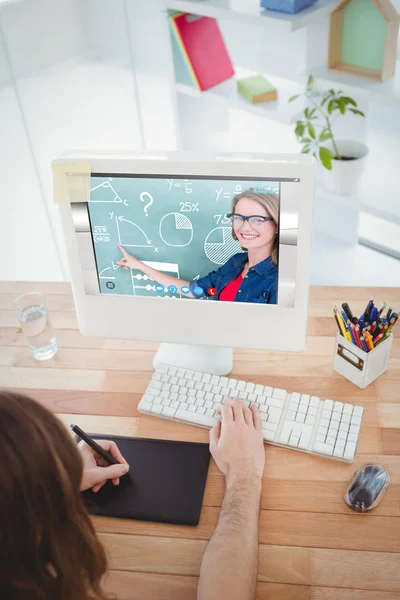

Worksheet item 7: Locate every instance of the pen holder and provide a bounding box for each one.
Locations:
[333,333,393,389]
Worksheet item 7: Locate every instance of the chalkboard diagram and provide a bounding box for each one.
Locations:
[90,179,128,205]
[116,216,153,248]
[99,261,119,280]
[130,261,181,297]
[204,227,242,265]
[159,213,193,247]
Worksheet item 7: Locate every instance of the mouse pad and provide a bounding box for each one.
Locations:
[80,435,210,526]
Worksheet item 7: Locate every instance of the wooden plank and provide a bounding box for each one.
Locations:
[0,367,106,391]
[0,310,78,329]
[103,571,313,600]
[381,429,400,455]
[259,511,400,553]
[0,294,76,311]
[100,535,400,590]
[311,548,400,592]
[312,589,400,600]
[56,414,140,438]
[0,327,159,351]
[378,404,400,428]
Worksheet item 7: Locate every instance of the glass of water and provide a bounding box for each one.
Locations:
[14,293,59,360]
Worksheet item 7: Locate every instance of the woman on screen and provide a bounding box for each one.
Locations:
[117,189,279,304]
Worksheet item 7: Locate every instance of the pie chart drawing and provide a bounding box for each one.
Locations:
[159,213,193,247]
[204,227,242,265]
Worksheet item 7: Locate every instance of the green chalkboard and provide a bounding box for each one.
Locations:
[87,175,279,297]
[341,0,386,71]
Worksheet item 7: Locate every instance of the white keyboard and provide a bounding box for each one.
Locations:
[138,365,364,462]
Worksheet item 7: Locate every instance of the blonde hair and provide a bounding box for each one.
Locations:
[231,189,279,265]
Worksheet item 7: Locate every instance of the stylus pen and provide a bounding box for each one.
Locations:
[70,424,119,465]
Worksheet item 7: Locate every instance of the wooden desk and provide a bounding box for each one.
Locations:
[1,283,399,599]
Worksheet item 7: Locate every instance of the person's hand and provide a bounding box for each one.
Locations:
[79,439,130,493]
[117,244,142,271]
[210,399,265,485]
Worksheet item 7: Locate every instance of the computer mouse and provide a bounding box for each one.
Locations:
[344,464,390,513]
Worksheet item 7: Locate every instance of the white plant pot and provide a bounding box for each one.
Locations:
[322,140,369,196]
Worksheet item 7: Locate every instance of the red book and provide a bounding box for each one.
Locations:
[172,13,234,91]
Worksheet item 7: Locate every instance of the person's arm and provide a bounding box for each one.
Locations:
[117,244,194,297]
[197,400,265,600]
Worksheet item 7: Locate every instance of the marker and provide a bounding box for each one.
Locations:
[342,302,357,324]
[363,297,374,323]
[71,424,118,465]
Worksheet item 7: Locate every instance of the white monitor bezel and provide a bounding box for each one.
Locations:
[55,151,316,352]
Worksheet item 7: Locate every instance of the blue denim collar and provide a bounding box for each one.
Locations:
[232,252,275,276]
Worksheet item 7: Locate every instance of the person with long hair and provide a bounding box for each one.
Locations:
[117,189,279,304]
[0,390,265,600]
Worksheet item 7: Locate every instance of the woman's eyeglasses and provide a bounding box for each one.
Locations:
[226,214,273,228]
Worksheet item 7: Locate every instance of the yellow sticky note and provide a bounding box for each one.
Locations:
[52,162,91,204]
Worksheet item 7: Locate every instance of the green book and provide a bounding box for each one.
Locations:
[237,75,277,104]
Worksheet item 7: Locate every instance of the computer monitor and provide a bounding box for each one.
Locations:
[54,151,315,374]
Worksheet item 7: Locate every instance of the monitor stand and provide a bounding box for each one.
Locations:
[153,343,233,375]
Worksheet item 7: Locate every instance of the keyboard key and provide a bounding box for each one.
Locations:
[300,394,310,405]
[298,405,307,415]
[350,424,360,435]
[196,399,205,407]
[267,397,285,409]
[187,380,195,389]
[287,410,296,421]
[348,433,358,443]
[341,413,351,424]
[308,406,317,416]
[322,409,332,419]
[321,418,330,428]
[139,400,152,412]
[343,441,357,461]
[314,442,334,456]
[193,372,202,381]
[161,374,170,383]
[180,402,188,411]
[162,398,171,406]
[289,401,299,411]
[263,386,273,397]
[195,382,204,391]
[158,364,169,374]
[152,372,162,381]
[343,404,353,414]
[280,429,290,444]
[188,404,197,412]
[353,406,364,417]
[162,406,176,417]
[230,389,239,398]
[196,390,205,400]
[245,382,255,393]
[228,379,237,389]
[188,389,196,398]
[214,394,223,404]
[263,422,278,433]
[334,401,344,412]
[219,377,228,387]
[151,404,163,414]
[310,396,320,407]
[205,392,214,402]
[153,397,162,405]
[305,415,315,425]
[326,435,336,446]
[204,400,213,408]
[236,380,246,391]
[239,391,248,400]
[197,407,206,415]
[316,434,326,443]
[214,386,222,395]
[171,400,179,408]
[273,388,287,400]
[260,405,268,414]
[323,399,333,410]
[149,380,162,390]
[268,408,282,424]
[255,384,264,395]
[202,373,211,383]
[210,375,220,385]
[257,395,267,405]
[339,422,349,432]
[185,369,194,379]
[170,392,179,401]
[170,385,179,393]
[221,387,230,396]
[337,430,347,441]
[170,376,178,384]
[298,434,311,450]
[335,437,345,448]
[289,436,300,447]
[263,430,276,441]
[333,446,344,458]
[318,426,328,436]
[260,413,268,422]
[291,392,301,402]
[248,393,257,403]
[351,415,362,426]
[203,383,212,393]
[176,368,185,378]
[167,366,177,375]
[296,413,305,423]
[175,409,216,428]
[206,408,215,417]
[142,393,155,403]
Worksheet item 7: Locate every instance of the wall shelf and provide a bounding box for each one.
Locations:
[165,0,338,33]
[176,66,304,124]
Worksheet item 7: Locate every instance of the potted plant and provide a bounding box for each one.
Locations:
[289,75,367,195]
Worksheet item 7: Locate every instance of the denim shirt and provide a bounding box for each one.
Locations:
[189,252,278,304]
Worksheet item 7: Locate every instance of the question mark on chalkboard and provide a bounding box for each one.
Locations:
[140,192,153,217]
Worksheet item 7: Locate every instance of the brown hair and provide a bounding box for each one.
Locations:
[231,189,279,265]
[0,391,111,600]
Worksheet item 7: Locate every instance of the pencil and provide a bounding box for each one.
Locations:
[335,307,351,341]
[70,424,119,465]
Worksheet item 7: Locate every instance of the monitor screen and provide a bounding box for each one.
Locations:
[87,174,299,307]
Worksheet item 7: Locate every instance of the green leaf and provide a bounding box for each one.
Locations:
[319,130,332,142]
[301,145,311,154]
[295,123,305,138]
[319,146,333,170]
[309,108,317,118]
[341,96,357,106]
[321,95,330,107]
[350,108,365,117]
[307,74,314,89]
[301,137,313,143]
[288,94,300,103]
[327,99,337,114]
[337,98,346,114]
[307,122,316,139]
[304,107,310,119]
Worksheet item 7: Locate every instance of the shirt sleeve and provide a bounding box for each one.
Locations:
[268,287,277,304]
